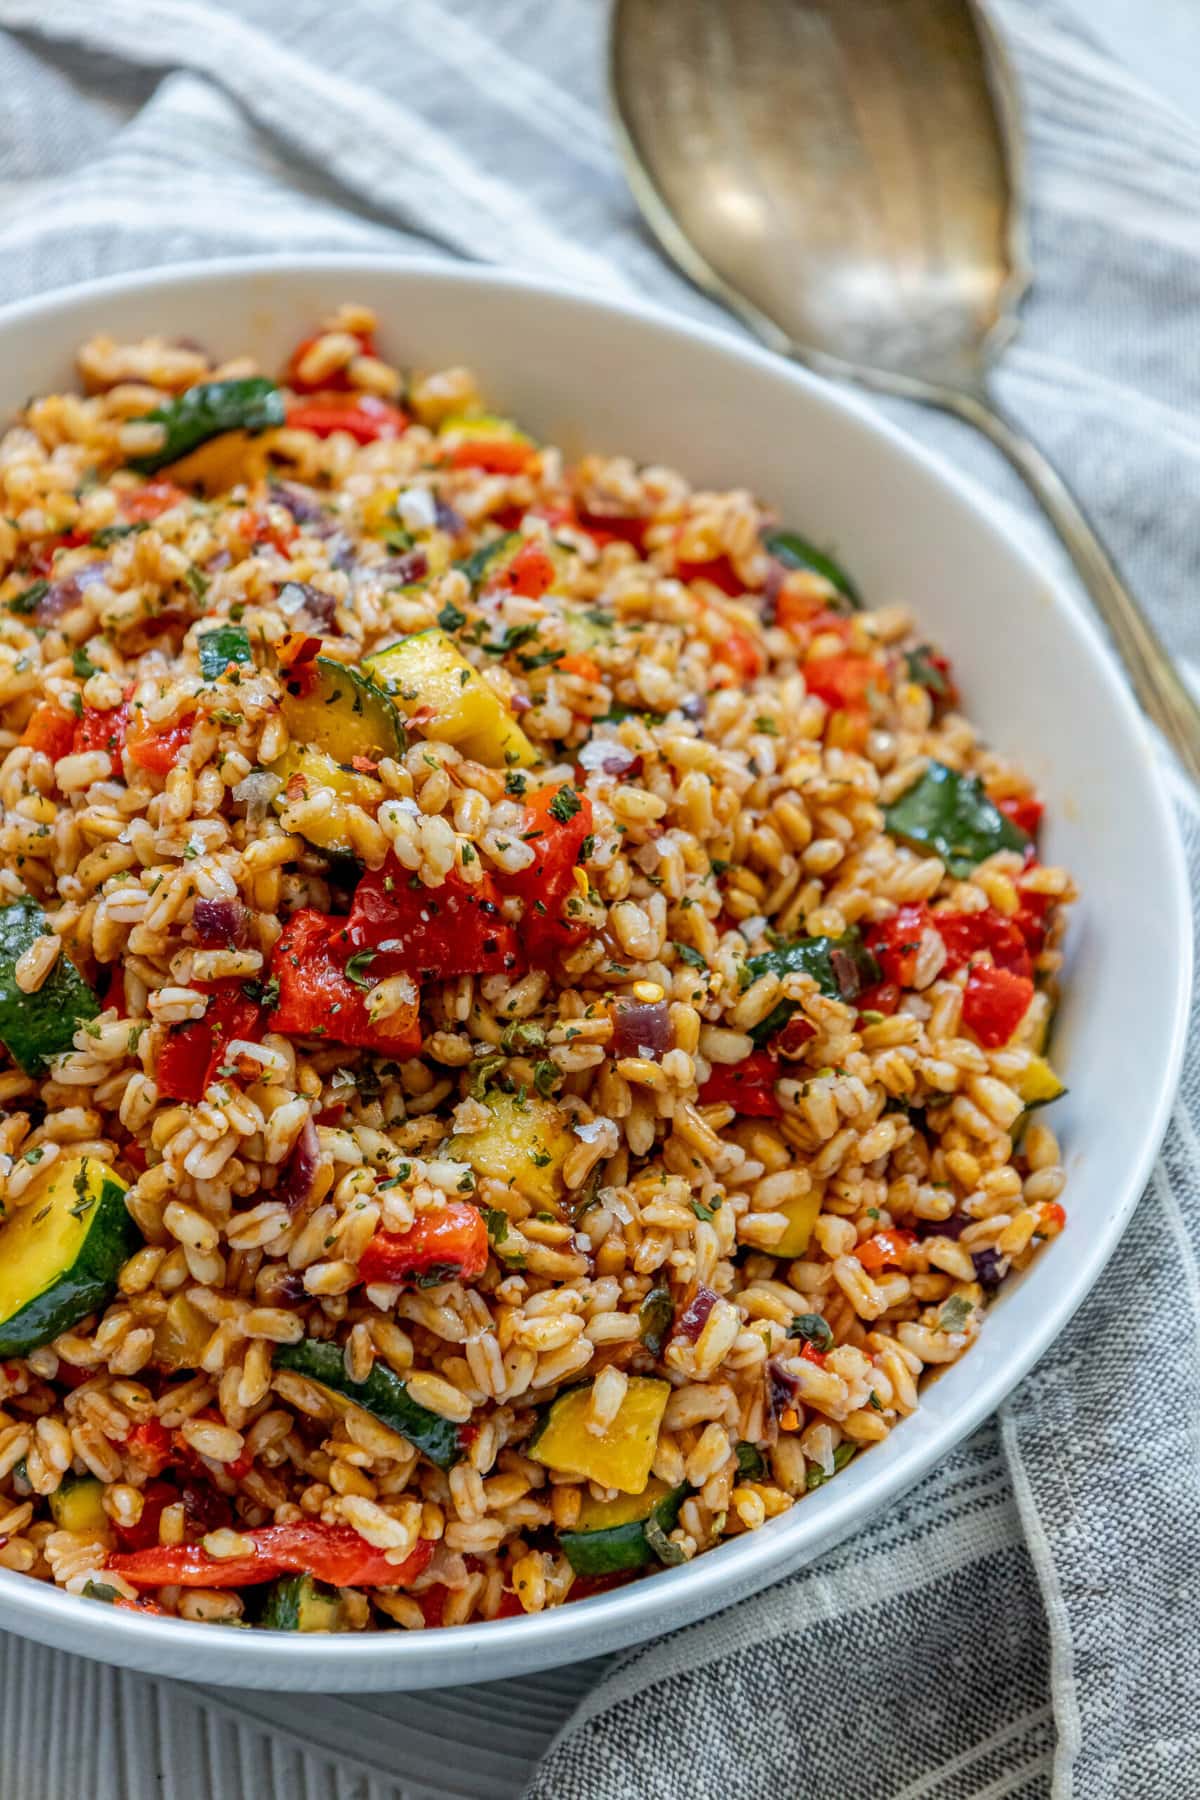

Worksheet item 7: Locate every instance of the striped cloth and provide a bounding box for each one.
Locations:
[0,3,1197,1796]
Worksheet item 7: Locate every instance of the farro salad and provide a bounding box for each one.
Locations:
[0,304,1073,1634]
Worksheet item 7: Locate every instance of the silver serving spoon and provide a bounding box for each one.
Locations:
[610,0,1200,781]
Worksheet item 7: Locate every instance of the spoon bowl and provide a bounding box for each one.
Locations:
[611,0,1200,778]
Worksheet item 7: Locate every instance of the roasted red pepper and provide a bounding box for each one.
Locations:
[487,539,556,600]
[285,329,376,394]
[855,1229,916,1275]
[346,858,519,979]
[124,1418,174,1478]
[358,1203,489,1289]
[156,979,263,1105]
[803,654,886,713]
[108,1522,433,1590]
[447,438,534,475]
[676,552,745,597]
[855,980,901,1020]
[498,783,593,960]
[575,509,651,552]
[268,907,423,1055]
[114,1478,177,1552]
[120,480,188,522]
[866,904,933,988]
[285,396,408,443]
[995,794,1043,839]
[869,903,1034,987]
[961,965,1034,1049]
[73,699,131,759]
[711,627,765,684]
[126,711,196,777]
[20,701,77,761]
[698,1049,783,1118]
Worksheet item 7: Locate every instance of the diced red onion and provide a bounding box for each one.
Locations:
[765,1356,802,1433]
[610,999,671,1061]
[578,737,636,777]
[277,1115,320,1212]
[35,567,109,621]
[378,548,429,586]
[675,1284,718,1343]
[268,480,329,528]
[435,496,467,537]
[193,897,248,947]
[277,579,338,629]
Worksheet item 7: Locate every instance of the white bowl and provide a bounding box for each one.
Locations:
[0,256,1187,1691]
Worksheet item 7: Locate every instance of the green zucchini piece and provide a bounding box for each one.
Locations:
[883,761,1029,877]
[559,1479,689,1576]
[128,378,285,475]
[637,1285,673,1357]
[273,1338,461,1469]
[0,898,100,1076]
[763,529,861,609]
[734,1441,767,1480]
[279,656,405,764]
[0,1156,138,1357]
[198,624,253,680]
[260,1572,349,1632]
[455,530,521,589]
[742,927,880,1047]
[48,1471,107,1534]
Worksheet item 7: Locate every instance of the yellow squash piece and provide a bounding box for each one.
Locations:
[49,1473,108,1536]
[529,1377,671,1495]
[269,744,385,855]
[161,429,272,495]
[278,656,404,765]
[0,1156,136,1357]
[438,412,532,448]
[364,628,537,769]
[1017,1054,1066,1108]
[447,1091,574,1210]
[773,1188,824,1260]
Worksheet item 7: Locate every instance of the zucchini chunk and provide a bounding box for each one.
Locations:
[273,1337,461,1469]
[529,1376,670,1494]
[48,1471,108,1536]
[0,1156,137,1357]
[260,1572,350,1632]
[364,628,537,769]
[558,1478,688,1576]
[279,656,405,765]
[0,898,100,1076]
[446,1090,573,1210]
[269,744,385,855]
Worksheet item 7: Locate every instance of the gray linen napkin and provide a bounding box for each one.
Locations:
[0,5,1196,1797]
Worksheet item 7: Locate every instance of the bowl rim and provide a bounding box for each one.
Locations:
[0,250,1189,1688]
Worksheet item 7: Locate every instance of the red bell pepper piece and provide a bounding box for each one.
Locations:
[285,328,377,394]
[855,980,901,1020]
[73,699,131,759]
[358,1203,489,1289]
[676,552,746,597]
[114,1478,177,1552]
[866,905,933,988]
[234,506,297,556]
[557,652,602,683]
[803,654,886,713]
[268,907,423,1055]
[995,794,1043,838]
[698,1049,783,1118]
[156,980,263,1105]
[447,438,534,474]
[961,965,1034,1049]
[856,1229,916,1275]
[346,859,519,979]
[126,711,197,777]
[486,539,556,600]
[935,909,1032,982]
[497,783,594,960]
[575,509,651,552]
[285,396,408,443]
[120,480,188,522]
[20,701,77,761]
[108,1522,434,1590]
[798,1340,827,1367]
[124,1418,175,1479]
[711,628,765,684]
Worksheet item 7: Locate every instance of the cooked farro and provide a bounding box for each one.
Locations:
[0,306,1073,1632]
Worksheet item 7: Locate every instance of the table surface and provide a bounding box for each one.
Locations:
[0,7,1196,1798]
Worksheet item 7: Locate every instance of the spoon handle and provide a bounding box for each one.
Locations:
[944,389,1200,785]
